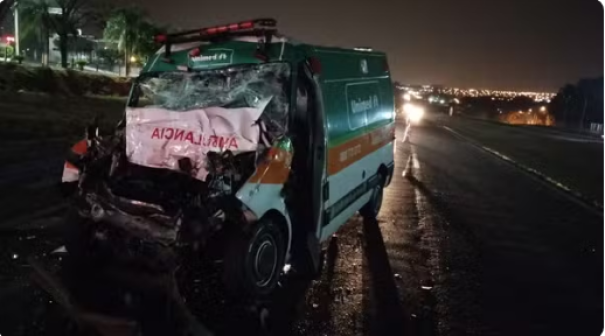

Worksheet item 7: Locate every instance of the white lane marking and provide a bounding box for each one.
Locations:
[441,125,603,213]
[401,122,411,143]
[402,154,412,177]
[402,151,420,177]
[548,135,603,144]
[412,152,420,169]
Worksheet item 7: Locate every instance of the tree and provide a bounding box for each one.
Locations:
[549,84,578,127]
[18,0,53,65]
[51,0,100,68]
[0,0,16,25]
[549,78,604,129]
[96,47,121,67]
[19,0,100,67]
[576,77,604,127]
[103,7,160,76]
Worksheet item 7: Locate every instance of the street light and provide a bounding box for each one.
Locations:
[540,106,547,112]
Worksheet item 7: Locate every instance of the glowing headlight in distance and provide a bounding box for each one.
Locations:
[404,103,425,123]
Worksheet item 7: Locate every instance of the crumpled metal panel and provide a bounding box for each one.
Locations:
[126,63,291,181]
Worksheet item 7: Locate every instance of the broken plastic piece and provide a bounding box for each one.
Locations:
[52,246,68,255]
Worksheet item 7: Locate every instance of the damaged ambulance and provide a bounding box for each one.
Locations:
[61,18,396,300]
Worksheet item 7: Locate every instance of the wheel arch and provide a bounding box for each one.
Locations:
[259,208,292,261]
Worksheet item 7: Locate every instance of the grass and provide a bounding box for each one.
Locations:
[0,64,132,140]
[0,63,131,97]
[0,65,131,228]
[0,92,127,228]
[0,92,126,141]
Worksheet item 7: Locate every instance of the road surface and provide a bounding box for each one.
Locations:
[442,115,603,206]
[0,114,602,336]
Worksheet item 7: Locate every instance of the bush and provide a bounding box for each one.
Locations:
[76,60,88,71]
[0,45,14,58]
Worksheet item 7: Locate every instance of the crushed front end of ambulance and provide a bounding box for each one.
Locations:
[61,62,294,302]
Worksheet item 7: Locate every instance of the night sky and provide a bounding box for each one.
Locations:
[125,0,602,91]
[2,0,587,91]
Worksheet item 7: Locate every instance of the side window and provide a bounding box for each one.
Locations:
[345,82,380,130]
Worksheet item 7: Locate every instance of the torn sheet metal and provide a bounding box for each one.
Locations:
[128,63,291,181]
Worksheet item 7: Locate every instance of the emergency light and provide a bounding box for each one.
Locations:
[154,18,277,60]
[154,18,276,45]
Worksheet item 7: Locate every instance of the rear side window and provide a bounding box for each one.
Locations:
[345,81,380,130]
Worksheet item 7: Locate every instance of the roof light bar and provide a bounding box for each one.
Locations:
[154,18,277,62]
[154,18,277,44]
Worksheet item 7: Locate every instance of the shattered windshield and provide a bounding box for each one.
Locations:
[131,63,291,136]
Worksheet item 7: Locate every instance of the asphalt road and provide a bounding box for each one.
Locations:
[440,114,604,206]
[0,115,602,336]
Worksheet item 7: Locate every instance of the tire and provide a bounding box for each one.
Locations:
[223,216,287,300]
[291,244,325,281]
[360,175,385,220]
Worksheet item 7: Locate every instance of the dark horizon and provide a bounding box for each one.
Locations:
[122,0,603,92]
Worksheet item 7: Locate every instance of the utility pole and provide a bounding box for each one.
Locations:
[13,0,18,56]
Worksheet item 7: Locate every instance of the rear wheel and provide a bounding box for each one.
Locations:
[360,175,385,220]
[223,216,287,300]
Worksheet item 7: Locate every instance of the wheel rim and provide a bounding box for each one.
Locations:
[253,234,278,288]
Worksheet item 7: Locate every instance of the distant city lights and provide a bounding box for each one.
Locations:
[396,84,556,103]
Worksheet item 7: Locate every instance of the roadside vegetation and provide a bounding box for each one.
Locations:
[0,90,125,141]
[0,63,128,141]
[0,62,131,96]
